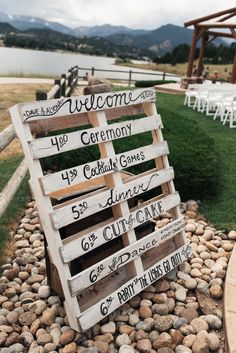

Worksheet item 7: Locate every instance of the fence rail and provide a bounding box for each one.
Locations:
[77,66,179,86]
[0,124,16,153]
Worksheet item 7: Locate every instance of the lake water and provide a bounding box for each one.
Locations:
[0,47,180,82]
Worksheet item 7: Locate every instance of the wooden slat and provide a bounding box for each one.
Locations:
[60,192,180,262]
[20,88,156,122]
[88,109,144,281]
[30,115,161,159]
[78,240,175,312]
[29,104,145,135]
[78,243,192,331]
[142,102,186,252]
[41,142,168,195]
[49,171,131,201]
[69,216,185,295]
[51,167,174,229]
[10,105,81,332]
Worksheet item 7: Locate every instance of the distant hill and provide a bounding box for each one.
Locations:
[106,24,225,55]
[73,24,148,37]
[0,11,76,36]
[0,11,227,56]
[0,22,18,34]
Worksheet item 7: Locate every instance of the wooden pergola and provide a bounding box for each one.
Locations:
[184,7,236,83]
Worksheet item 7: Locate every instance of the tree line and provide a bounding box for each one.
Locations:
[154,43,236,65]
[3,29,152,60]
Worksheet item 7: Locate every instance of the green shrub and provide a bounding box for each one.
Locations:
[135,80,176,87]
[160,112,219,200]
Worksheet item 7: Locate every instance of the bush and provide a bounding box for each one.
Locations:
[42,108,219,202]
[135,80,176,87]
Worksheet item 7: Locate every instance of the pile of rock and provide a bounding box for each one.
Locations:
[83,77,113,95]
[0,200,235,353]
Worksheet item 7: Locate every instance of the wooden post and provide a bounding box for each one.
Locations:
[197,33,207,77]
[74,65,79,86]
[61,74,66,97]
[36,90,47,101]
[72,67,76,86]
[67,69,73,96]
[54,79,61,99]
[230,54,236,84]
[128,70,132,86]
[186,27,199,77]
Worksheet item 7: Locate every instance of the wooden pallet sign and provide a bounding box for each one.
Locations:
[10,87,190,332]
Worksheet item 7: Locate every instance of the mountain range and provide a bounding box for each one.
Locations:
[0,11,226,56]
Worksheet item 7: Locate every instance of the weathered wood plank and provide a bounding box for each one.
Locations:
[0,158,28,218]
[11,89,187,334]
[29,104,145,135]
[142,101,186,250]
[69,217,185,295]
[10,105,81,331]
[20,88,156,122]
[49,171,131,201]
[78,244,192,331]
[86,109,144,281]
[60,192,180,262]
[41,142,168,195]
[78,240,176,312]
[0,124,16,153]
[51,167,174,229]
[30,115,161,159]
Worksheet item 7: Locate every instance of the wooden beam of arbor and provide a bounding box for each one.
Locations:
[198,23,236,29]
[186,28,199,77]
[207,30,236,39]
[184,7,236,27]
[217,13,236,22]
[197,33,207,76]
[207,35,217,45]
[230,54,236,83]
[196,28,207,41]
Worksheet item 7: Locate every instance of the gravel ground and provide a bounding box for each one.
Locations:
[0,199,235,353]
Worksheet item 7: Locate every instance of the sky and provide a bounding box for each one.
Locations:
[0,0,235,29]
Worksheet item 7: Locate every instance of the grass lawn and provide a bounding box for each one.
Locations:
[157,92,236,231]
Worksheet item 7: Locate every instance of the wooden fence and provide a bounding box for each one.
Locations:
[0,66,79,219]
[77,66,179,86]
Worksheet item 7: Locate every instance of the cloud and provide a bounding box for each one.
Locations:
[0,0,235,29]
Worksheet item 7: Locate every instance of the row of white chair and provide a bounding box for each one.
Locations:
[184,83,236,128]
